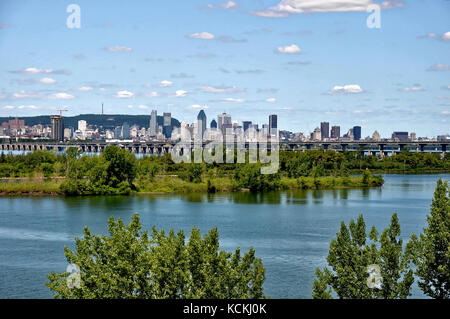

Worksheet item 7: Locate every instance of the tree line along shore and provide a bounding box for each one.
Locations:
[0,146,449,196]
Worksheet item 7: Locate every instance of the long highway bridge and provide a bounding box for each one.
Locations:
[0,140,449,157]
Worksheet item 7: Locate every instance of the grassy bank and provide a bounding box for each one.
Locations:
[280,175,383,189]
[0,174,383,196]
[125,174,383,194]
[0,178,63,195]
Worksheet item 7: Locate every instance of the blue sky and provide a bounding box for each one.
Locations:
[0,0,449,137]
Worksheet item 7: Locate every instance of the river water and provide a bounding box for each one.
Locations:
[0,174,448,298]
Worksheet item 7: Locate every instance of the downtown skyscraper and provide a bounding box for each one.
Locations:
[321,122,329,140]
[269,114,277,135]
[197,110,207,139]
[149,110,157,136]
[163,112,171,138]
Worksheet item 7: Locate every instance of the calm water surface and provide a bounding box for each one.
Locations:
[0,174,448,298]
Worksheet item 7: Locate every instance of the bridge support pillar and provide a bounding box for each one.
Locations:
[419,144,426,153]
[378,144,385,158]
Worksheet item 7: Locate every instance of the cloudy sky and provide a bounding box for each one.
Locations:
[0,0,449,137]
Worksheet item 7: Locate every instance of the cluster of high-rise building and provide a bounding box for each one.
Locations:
[304,122,424,143]
[144,109,279,142]
[1,113,448,143]
[310,122,362,141]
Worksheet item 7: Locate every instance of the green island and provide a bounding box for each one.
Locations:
[0,145,449,196]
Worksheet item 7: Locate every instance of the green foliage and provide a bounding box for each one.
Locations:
[362,170,372,185]
[179,164,203,183]
[408,179,450,299]
[281,149,450,176]
[312,213,414,299]
[0,149,448,181]
[60,146,136,195]
[233,163,281,192]
[46,213,266,299]
[101,146,137,188]
[0,150,58,177]
[136,157,159,181]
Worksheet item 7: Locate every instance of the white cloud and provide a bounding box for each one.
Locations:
[145,91,159,97]
[201,85,246,93]
[12,91,43,99]
[78,86,93,91]
[352,109,372,114]
[208,1,238,10]
[428,64,450,71]
[159,80,173,87]
[49,92,75,99]
[114,90,134,98]
[105,46,133,52]
[21,67,52,74]
[441,32,450,41]
[175,90,187,97]
[39,77,56,84]
[422,33,437,39]
[329,84,363,95]
[187,32,215,40]
[10,67,71,75]
[17,105,39,109]
[4,105,39,110]
[223,97,245,103]
[266,97,277,103]
[250,0,404,18]
[190,104,209,109]
[249,10,288,18]
[16,77,56,85]
[401,87,424,92]
[420,32,450,41]
[441,111,450,115]
[277,44,301,54]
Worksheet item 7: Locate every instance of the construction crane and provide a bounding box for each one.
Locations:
[56,108,68,117]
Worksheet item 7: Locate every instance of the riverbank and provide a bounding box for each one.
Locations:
[0,174,384,196]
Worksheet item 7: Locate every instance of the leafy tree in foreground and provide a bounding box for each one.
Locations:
[312,213,414,299]
[60,145,137,195]
[46,213,266,299]
[408,179,450,299]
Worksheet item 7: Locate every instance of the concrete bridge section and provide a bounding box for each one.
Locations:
[0,141,449,157]
[281,141,449,157]
[0,142,177,155]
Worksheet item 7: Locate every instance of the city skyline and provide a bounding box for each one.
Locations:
[4,108,449,143]
[0,0,449,138]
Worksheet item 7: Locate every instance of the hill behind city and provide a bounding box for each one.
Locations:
[0,114,181,129]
